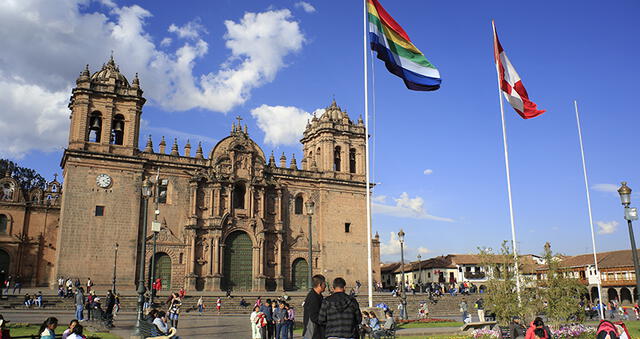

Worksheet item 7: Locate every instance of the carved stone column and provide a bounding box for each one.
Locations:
[253,245,265,291]
[275,232,284,291]
[275,188,283,230]
[206,232,221,291]
[213,184,221,217]
[185,228,197,290]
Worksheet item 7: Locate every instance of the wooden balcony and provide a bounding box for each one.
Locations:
[601,279,635,287]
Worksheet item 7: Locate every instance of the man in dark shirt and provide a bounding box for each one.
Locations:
[318,277,362,339]
[303,274,326,339]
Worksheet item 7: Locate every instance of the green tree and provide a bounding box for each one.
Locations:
[479,241,533,324]
[536,242,587,326]
[0,159,47,192]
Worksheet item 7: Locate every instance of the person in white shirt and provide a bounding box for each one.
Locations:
[66,324,84,339]
[153,311,170,335]
[61,319,79,339]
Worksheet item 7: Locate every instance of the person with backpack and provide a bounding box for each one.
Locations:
[525,317,551,339]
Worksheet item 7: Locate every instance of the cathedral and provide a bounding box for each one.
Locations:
[0,57,381,291]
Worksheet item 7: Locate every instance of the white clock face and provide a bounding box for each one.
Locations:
[96,174,112,188]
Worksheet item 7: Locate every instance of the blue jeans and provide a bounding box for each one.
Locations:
[276,322,285,339]
[461,311,468,322]
[76,304,84,320]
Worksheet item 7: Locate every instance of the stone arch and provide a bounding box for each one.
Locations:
[222,230,253,291]
[0,214,9,234]
[88,111,102,142]
[620,287,632,304]
[110,114,125,145]
[233,181,246,209]
[291,258,309,290]
[607,287,619,302]
[294,194,304,215]
[591,286,600,302]
[151,252,172,290]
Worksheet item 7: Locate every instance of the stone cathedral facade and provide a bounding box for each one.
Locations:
[0,57,381,291]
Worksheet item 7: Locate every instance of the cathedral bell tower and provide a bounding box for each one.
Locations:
[68,55,145,156]
[300,100,366,179]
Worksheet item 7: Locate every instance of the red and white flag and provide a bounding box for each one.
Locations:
[492,22,545,119]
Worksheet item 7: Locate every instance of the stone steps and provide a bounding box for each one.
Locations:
[0,293,479,318]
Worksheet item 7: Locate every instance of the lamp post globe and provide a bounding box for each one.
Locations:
[619,181,632,206]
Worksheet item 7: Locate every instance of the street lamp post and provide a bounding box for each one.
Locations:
[134,177,153,336]
[305,201,315,289]
[618,182,640,302]
[417,253,422,294]
[398,229,408,320]
[149,169,161,305]
[112,243,119,294]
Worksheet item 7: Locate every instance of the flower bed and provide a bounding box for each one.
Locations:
[470,324,596,339]
[397,317,457,324]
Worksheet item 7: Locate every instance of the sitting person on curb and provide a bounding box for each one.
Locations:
[61,319,79,339]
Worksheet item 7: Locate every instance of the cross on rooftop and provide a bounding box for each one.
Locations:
[236,116,243,125]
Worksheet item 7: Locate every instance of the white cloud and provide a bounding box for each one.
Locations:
[251,105,323,146]
[380,232,401,256]
[168,19,207,40]
[0,78,69,157]
[417,247,431,255]
[295,2,316,13]
[372,195,387,203]
[596,220,619,235]
[0,1,305,156]
[423,169,433,175]
[160,37,172,47]
[373,192,454,222]
[592,184,618,194]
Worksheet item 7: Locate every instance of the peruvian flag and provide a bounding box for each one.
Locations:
[492,22,545,119]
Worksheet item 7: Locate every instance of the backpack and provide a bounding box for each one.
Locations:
[596,320,619,339]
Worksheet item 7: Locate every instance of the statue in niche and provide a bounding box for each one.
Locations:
[1,182,14,201]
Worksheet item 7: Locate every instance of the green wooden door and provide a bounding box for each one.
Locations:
[223,231,253,291]
[0,249,9,282]
[292,258,308,290]
[154,253,171,290]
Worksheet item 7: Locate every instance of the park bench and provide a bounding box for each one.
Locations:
[461,321,498,332]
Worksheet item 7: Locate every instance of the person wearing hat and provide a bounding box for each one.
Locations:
[509,316,526,339]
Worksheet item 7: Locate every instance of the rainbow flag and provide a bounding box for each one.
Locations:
[368,0,441,91]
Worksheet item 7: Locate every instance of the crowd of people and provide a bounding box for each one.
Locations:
[1,275,23,296]
[391,281,484,297]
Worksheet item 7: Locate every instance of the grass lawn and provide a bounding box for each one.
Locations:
[397,321,463,329]
[6,325,120,339]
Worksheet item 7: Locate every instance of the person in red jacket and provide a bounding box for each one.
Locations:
[525,317,551,339]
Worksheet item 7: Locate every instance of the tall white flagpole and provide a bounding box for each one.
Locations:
[363,0,374,308]
[491,21,522,302]
[574,100,604,320]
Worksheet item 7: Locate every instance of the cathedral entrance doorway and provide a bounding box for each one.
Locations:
[0,249,9,283]
[291,258,308,290]
[152,253,171,290]
[222,231,253,291]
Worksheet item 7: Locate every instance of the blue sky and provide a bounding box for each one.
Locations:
[1,0,639,262]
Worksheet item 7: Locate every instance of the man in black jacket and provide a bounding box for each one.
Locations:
[303,274,326,339]
[318,277,362,339]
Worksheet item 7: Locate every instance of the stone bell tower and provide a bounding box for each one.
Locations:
[67,55,145,156]
[300,100,366,178]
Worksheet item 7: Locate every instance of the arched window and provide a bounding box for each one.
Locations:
[110,114,125,145]
[349,148,356,173]
[233,182,246,209]
[0,215,7,233]
[88,111,102,143]
[333,146,341,171]
[294,195,303,215]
